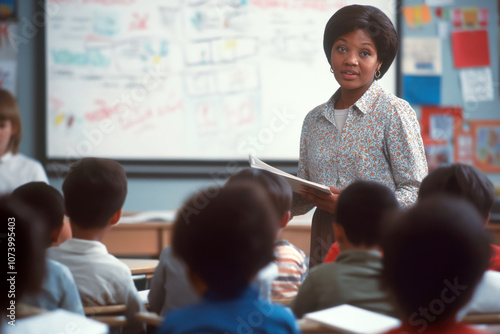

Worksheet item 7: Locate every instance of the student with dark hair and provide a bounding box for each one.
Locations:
[226,169,307,300]
[0,197,46,315]
[381,197,491,334]
[149,169,306,315]
[418,163,499,271]
[156,184,300,334]
[11,182,83,314]
[417,163,500,317]
[47,158,145,334]
[290,180,399,319]
[292,4,427,268]
[0,88,48,194]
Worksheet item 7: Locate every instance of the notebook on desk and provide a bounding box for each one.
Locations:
[118,210,177,224]
[304,304,401,334]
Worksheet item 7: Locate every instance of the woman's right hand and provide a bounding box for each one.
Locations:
[300,185,341,214]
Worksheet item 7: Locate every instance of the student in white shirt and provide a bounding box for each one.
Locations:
[47,158,145,334]
[0,88,48,194]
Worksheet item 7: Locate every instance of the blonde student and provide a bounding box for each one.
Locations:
[0,88,48,194]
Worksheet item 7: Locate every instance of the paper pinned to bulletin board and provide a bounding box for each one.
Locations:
[452,30,490,67]
[469,121,500,172]
[0,22,17,95]
[420,106,463,170]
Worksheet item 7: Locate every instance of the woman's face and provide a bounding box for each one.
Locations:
[0,119,15,156]
[330,29,382,95]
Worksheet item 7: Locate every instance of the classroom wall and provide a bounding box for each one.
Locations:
[14,1,500,211]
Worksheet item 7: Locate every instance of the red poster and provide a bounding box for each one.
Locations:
[452,30,490,68]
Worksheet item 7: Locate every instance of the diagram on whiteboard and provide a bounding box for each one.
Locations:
[46,0,396,161]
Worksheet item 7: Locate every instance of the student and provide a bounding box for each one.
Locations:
[381,197,491,334]
[47,158,145,334]
[148,169,306,315]
[0,88,48,195]
[157,184,300,334]
[226,168,307,300]
[417,163,500,316]
[0,197,46,325]
[11,182,83,314]
[418,163,499,271]
[290,180,399,319]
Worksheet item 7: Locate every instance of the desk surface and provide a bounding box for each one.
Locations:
[119,258,159,275]
[103,212,500,258]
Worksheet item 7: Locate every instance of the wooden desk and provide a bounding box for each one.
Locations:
[119,258,159,276]
[102,212,314,258]
[102,212,500,258]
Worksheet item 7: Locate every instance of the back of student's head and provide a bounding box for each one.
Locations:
[381,196,491,327]
[336,180,398,246]
[418,163,494,222]
[63,158,127,229]
[0,88,22,154]
[172,184,277,299]
[11,182,64,247]
[225,168,292,219]
[0,197,46,311]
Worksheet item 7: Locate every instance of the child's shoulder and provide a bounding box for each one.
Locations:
[275,240,306,258]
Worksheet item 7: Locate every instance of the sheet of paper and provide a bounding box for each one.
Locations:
[0,60,17,94]
[452,30,490,68]
[403,75,441,105]
[248,155,331,194]
[437,21,450,39]
[459,67,494,103]
[430,114,454,140]
[425,0,454,6]
[5,310,108,334]
[304,304,401,334]
[403,5,432,27]
[118,210,177,224]
[403,38,442,75]
[462,8,479,28]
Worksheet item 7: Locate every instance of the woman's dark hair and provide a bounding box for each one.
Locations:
[173,184,277,299]
[323,5,399,78]
[381,196,491,327]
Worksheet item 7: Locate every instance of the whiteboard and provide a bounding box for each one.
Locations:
[45,0,397,162]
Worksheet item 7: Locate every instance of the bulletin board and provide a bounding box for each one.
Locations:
[400,0,500,174]
[43,0,399,170]
[0,0,17,95]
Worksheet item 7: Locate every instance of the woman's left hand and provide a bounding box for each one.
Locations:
[300,185,341,214]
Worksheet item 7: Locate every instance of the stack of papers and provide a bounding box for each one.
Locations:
[248,155,331,194]
[304,304,401,334]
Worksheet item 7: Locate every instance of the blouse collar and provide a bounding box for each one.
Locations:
[326,80,382,117]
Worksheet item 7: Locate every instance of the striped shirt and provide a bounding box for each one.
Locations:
[272,240,308,300]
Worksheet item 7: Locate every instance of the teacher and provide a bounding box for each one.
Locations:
[292,5,428,268]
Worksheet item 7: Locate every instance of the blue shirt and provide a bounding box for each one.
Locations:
[22,259,84,314]
[157,286,300,334]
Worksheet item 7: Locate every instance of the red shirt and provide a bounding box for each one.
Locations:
[323,241,341,263]
[490,244,500,272]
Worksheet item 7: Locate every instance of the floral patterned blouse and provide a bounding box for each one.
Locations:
[293,80,428,216]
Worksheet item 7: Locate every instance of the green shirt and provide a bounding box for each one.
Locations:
[290,249,397,318]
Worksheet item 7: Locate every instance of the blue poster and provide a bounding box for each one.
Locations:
[403,75,441,105]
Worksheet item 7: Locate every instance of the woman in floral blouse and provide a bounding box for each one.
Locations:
[293,5,428,268]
